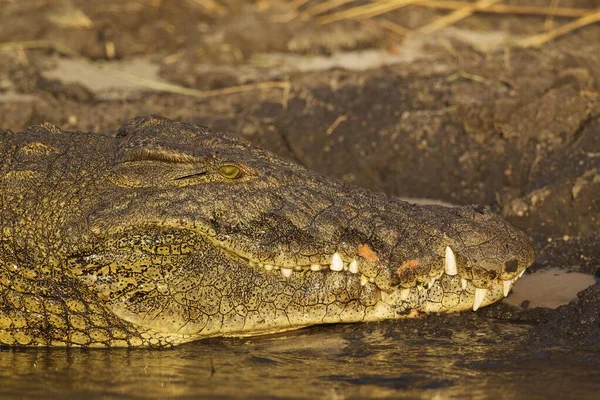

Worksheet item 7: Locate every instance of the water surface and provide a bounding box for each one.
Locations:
[1,318,598,399]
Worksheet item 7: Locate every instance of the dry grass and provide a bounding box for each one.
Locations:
[518,9,600,47]
[302,0,357,17]
[415,0,501,35]
[375,18,412,36]
[0,40,291,107]
[446,71,507,87]
[306,0,598,47]
[416,0,592,17]
[318,0,425,24]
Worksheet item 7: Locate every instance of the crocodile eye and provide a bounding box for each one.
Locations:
[218,164,242,179]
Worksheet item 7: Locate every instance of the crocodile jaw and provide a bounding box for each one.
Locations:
[77,232,528,344]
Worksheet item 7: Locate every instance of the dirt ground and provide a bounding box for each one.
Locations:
[1,0,599,350]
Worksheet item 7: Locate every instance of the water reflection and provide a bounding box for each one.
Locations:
[1,319,599,399]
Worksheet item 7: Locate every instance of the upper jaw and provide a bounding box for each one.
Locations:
[89,192,534,314]
[208,199,535,307]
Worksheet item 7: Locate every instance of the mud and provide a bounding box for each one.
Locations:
[0,0,599,397]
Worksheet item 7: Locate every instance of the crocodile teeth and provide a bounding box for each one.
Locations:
[360,275,369,286]
[281,267,293,278]
[503,280,513,297]
[473,288,487,311]
[264,264,274,271]
[310,264,321,271]
[427,278,436,289]
[348,260,358,274]
[519,270,526,278]
[330,252,344,272]
[400,288,410,301]
[444,246,458,276]
[461,278,468,290]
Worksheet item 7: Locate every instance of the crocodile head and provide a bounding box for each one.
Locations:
[0,116,533,347]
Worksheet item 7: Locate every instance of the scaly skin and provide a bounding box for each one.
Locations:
[0,116,534,347]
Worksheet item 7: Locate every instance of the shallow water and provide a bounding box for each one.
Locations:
[1,319,599,399]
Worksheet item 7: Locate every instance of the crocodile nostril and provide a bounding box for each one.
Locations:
[473,205,487,215]
[504,259,518,273]
[452,204,496,222]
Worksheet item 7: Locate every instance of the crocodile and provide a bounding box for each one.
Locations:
[0,115,534,347]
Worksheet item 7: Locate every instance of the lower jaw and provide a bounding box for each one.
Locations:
[193,280,505,340]
[127,274,510,345]
[364,276,507,321]
[184,278,505,340]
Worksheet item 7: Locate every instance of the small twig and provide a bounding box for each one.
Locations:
[356,0,425,20]
[415,0,502,35]
[446,71,507,88]
[517,9,600,48]
[374,18,412,36]
[105,70,290,99]
[303,0,357,17]
[0,40,290,101]
[317,0,386,24]
[318,0,423,25]
[325,115,348,136]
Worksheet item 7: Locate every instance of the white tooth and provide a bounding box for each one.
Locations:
[400,288,410,301]
[428,278,436,289]
[380,291,390,303]
[461,278,468,290]
[473,288,487,311]
[348,260,358,274]
[519,270,526,278]
[264,264,274,271]
[281,268,293,278]
[503,280,512,297]
[330,252,344,271]
[360,275,369,286]
[444,246,458,276]
[310,264,321,271]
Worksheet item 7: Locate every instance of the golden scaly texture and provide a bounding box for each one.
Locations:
[0,116,534,347]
